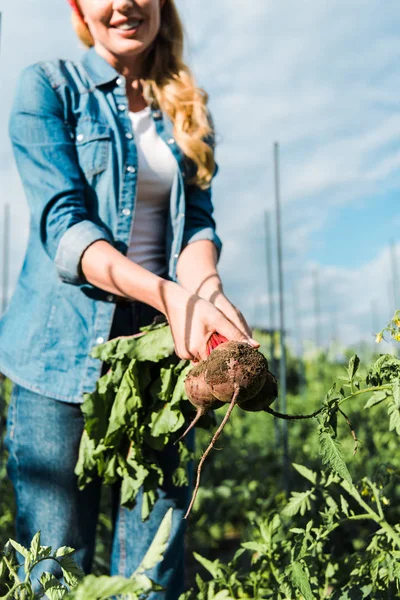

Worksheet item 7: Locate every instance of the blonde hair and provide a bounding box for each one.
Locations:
[72,1,216,189]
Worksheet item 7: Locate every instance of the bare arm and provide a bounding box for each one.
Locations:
[80,240,255,360]
[176,240,258,343]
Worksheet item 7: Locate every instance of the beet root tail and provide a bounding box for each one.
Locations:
[184,384,240,520]
[174,409,204,445]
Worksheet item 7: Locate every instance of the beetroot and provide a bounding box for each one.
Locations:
[182,335,278,518]
[237,371,278,412]
[204,342,268,402]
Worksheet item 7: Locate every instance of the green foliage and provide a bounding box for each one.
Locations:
[0,510,173,599]
[2,313,400,597]
[75,324,201,520]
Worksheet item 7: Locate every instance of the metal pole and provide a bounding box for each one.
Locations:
[265,211,280,445]
[265,212,276,334]
[274,142,289,491]
[292,283,306,393]
[2,204,10,315]
[265,212,278,374]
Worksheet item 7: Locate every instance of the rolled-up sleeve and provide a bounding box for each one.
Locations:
[8,64,113,285]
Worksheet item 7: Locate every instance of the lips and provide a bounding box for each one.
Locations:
[111,17,144,29]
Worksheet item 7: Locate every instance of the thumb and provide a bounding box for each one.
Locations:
[216,319,259,348]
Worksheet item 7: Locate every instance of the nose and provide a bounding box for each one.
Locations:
[112,0,136,11]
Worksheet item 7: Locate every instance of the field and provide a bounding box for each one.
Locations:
[0,314,399,599]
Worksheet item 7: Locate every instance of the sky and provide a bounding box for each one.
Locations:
[0,0,399,355]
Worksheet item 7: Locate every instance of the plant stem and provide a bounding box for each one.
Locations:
[2,556,20,586]
[338,385,392,409]
[265,406,323,420]
[184,385,240,519]
[369,481,385,521]
[264,384,391,422]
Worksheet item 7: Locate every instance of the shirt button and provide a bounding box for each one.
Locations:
[116,77,123,86]
[179,212,185,219]
[96,337,105,344]
[118,104,126,111]
[76,133,84,142]
[126,166,136,173]
[174,253,179,259]
[122,208,131,216]
[153,110,161,119]
[167,138,175,145]
[125,132,133,139]
[106,294,114,302]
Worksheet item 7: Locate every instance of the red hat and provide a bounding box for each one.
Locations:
[67,0,84,20]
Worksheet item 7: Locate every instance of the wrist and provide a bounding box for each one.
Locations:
[156,280,192,315]
[194,273,223,301]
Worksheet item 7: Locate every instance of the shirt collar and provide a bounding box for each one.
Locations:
[81,47,121,87]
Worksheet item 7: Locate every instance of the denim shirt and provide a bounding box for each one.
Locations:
[0,47,222,403]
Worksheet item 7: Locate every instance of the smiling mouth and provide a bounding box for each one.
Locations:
[113,19,143,31]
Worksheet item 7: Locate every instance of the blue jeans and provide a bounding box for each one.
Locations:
[4,302,193,599]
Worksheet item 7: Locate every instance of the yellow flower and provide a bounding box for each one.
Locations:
[394,319,400,327]
[375,333,383,344]
[395,334,400,342]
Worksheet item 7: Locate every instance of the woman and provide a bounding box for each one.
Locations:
[1,0,258,596]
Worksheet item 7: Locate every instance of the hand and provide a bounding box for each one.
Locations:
[208,291,257,342]
[161,282,257,362]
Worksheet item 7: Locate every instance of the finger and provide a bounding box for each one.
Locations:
[215,319,253,346]
[190,346,208,362]
[175,348,194,362]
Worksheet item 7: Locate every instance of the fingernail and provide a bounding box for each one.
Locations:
[249,338,260,347]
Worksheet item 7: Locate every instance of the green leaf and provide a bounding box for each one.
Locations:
[119,464,149,509]
[55,546,75,558]
[171,363,192,406]
[80,375,115,443]
[58,554,85,588]
[40,572,68,600]
[104,359,142,446]
[347,355,360,381]
[387,400,400,435]
[29,531,41,561]
[157,358,177,402]
[340,495,350,517]
[393,378,400,408]
[135,507,173,574]
[241,541,267,554]
[67,574,157,599]
[172,442,193,487]
[213,592,235,600]
[9,539,30,559]
[193,552,222,579]
[364,391,387,409]
[282,490,314,517]
[291,562,315,600]
[90,337,121,362]
[149,404,185,437]
[319,430,352,484]
[128,326,175,362]
[292,463,317,485]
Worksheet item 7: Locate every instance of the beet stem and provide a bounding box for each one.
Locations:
[265,406,323,420]
[184,384,240,520]
[174,409,203,445]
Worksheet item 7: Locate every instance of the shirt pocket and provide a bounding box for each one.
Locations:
[75,120,112,179]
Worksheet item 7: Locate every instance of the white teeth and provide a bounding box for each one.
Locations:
[115,20,141,30]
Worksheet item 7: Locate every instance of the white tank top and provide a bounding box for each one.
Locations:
[127,106,177,277]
